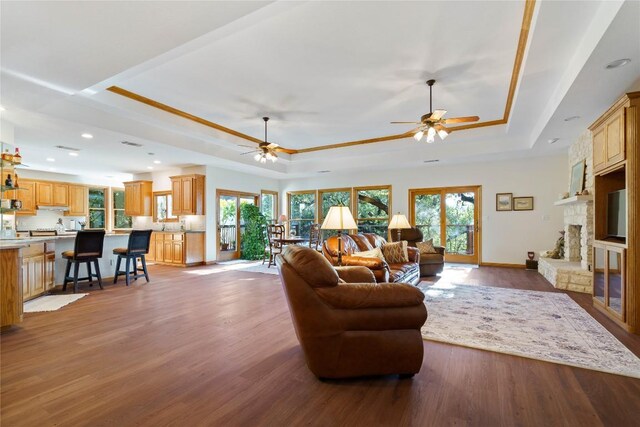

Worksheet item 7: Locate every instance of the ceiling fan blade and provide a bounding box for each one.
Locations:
[443,116,480,124]
[430,109,447,120]
[391,121,421,124]
[434,124,449,132]
[241,150,259,155]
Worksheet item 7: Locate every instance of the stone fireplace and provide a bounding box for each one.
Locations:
[538,131,594,294]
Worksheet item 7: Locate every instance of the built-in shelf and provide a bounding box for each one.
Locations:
[0,185,27,192]
[0,207,21,214]
[553,195,594,206]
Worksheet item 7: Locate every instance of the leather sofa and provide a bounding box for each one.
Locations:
[276,245,428,379]
[322,233,421,285]
[390,227,445,277]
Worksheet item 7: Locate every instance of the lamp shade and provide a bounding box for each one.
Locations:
[388,213,411,229]
[321,206,357,230]
[278,214,288,223]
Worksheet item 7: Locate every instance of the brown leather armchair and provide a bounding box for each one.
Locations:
[276,245,428,379]
[322,233,421,285]
[391,228,445,276]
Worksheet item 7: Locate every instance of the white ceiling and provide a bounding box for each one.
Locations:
[1,0,639,180]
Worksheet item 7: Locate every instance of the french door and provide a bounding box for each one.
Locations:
[217,190,258,261]
[409,186,481,264]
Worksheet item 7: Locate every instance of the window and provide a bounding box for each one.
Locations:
[113,189,132,229]
[88,188,106,229]
[260,190,278,222]
[288,191,316,238]
[318,188,352,239]
[355,186,391,237]
[153,191,177,222]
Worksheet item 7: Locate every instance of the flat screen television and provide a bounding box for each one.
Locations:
[607,189,626,238]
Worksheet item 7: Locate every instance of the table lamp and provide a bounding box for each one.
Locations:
[321,205,357,266]
[389,212,412,242]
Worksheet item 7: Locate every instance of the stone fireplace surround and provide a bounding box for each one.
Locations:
[538,131,594,294]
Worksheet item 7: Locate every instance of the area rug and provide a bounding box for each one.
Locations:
[217,260,278,275]
[418,283,640,379]
[24,294,88,313]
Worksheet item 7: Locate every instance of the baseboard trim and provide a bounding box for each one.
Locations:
[205,260,217,265]
[479,262,526,269]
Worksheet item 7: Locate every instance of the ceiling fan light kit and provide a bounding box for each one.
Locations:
[243,116,279,164]
[392,79,479,144]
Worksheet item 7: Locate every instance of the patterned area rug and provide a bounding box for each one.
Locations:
[419,283,640,378]
[24,294,88,313]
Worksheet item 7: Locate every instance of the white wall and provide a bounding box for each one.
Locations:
[279,154,568,265]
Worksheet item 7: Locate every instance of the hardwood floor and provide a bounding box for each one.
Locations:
[1,264,639,426]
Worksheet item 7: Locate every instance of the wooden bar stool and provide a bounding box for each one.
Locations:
[113,230,152,286]
[62,230,106,293]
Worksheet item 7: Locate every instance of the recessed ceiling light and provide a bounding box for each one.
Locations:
[69,152,79,157]
[49,167,56,171]
[153,160,161,164]
[81,133,93,139]
[564,115,580,122]
[147,166,153,170]
[605,58,631,69]
[0,106,5,111]
[548,138,560,144]
[46,158,55,162]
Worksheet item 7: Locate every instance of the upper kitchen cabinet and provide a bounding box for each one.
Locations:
[65,184,88,217]
[170,174,205,216]
[14,179,36,216]
[36,181,68,206]
[124,180,153,216]
[590,95,629,174]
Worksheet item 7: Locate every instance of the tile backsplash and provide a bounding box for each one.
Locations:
[132,215,205,231]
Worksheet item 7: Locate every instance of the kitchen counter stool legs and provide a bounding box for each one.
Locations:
[113,230,152,286]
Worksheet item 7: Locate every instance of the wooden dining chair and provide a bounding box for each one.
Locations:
[309,223,322,252]
[264,224,285,268]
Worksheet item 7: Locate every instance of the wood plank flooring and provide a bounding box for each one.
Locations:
[1,264,639,426]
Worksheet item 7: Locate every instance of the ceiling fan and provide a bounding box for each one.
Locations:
[391,79,479,143]
[240,117,279,163]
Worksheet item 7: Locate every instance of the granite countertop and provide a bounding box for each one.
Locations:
[151,230,205,233]
[0,233,130,245]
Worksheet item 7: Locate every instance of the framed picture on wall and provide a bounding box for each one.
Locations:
[496,193,513,211]
[513,196,534,211]
[569,160,585,196]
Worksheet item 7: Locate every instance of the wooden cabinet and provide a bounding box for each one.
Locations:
[590,91,639,333]
[124,181,153,216]
[170,174,205,215]
[145,232,204,266]
[66,185,88,216]
[21,243,46,301]
[591,99,626,173]
[15,179,36,216]
[36,182,68,206]
[1,248,23,328]
[45,252,55,290]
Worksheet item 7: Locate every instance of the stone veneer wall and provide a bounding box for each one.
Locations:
[565,130,593,270]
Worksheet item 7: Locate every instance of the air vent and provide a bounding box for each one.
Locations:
[548,138,560,144]
[121,141,143,147]
[317,170,331,174]
[55,145,80,152]
[423,159,439,163]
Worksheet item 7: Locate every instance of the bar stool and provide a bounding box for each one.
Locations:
[62,230,106,293]
[113,230,152,286]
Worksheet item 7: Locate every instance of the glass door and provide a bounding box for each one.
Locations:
[217,191,258,261]
[410,186,481,264]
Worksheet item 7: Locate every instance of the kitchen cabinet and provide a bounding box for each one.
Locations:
[15,179,36,216]
[66,185,88,217]
[1,247,23,328]
[21,243,46,301]
[170,174,205,215]
[146,232,204,266]
[36,182,68,206]
[124,180,152,216]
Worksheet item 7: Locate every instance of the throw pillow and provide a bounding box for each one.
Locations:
[381,241,409,263]
[416,239,438,254]
[357,247,386,262]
